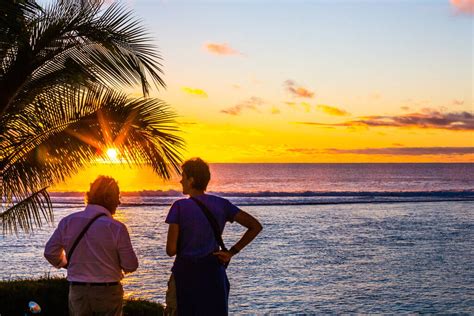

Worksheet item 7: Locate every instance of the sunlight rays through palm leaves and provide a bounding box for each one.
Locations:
[0,0,185,233]
[1,85,184,233]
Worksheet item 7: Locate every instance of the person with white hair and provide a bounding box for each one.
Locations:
[45,175,138,316]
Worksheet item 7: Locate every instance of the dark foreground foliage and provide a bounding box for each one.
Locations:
[0,277,164,315]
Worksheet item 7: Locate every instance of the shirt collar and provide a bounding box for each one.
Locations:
[85,204,113,217]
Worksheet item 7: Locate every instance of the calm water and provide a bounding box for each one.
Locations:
[1,164,473,313]
[205,163,474,193]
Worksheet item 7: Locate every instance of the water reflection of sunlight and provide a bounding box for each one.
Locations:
[113,209,128,224]
[123,290,136,299]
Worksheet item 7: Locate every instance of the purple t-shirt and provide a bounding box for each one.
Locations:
[165,194,240,258]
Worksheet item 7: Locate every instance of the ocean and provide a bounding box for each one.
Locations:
[1,163,473,313]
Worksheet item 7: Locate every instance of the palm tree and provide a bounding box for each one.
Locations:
[0,0,185,233]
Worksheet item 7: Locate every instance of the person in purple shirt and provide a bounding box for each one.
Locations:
[165,158,263,315]
[44,176,138,316]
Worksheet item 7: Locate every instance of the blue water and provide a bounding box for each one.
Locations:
[1,201,473,313]
[1,164,473,313]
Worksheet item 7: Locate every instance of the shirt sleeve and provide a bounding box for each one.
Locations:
[224,199,241,223]
[117,224,139,273]
[44,219,67,268]
[165,201,180,224]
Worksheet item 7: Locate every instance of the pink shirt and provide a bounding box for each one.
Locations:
[44,204,138,282]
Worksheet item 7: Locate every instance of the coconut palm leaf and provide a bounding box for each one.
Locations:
[1,85,184,211]
[0,0,165,115]
[0,1,186,234]
[0,187,53,235]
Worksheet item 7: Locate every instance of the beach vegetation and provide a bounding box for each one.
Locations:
[0,277,164,315]
[0,0,184,233]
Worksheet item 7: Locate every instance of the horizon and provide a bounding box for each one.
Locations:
[51,161,474,192]
[39,0,473,191]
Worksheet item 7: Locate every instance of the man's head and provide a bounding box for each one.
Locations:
[180,158,211,194]
[86,176,121,214]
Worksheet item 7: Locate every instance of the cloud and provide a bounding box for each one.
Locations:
[295,110,474,131]
[204,42,240,56]
[285,101,312,112]
[285,102,297,110]
[181,87,208,98]
[301,102,311,112]
[325,147,474,155]
[287,147,474,156]
[287,148,324,155]
[317,104,350,116]
[284,80,314,98]
[450,0,474,14]
[271,106,281,114]
[221,97,264,116]
[401,106,410,111]
[452,99,465,106]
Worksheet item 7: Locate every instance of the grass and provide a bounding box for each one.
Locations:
[0,277,164,315]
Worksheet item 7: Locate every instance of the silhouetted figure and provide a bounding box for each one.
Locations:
[165,158,262,315]
[45,176,138,316]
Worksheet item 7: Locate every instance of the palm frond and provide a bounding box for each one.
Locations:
[1,0,165,115]
[1,85,184,208]
[0,187,53,235]
[0,1,186,235]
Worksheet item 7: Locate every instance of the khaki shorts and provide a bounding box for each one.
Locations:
[165,274,177,316]
[69,283,123,316]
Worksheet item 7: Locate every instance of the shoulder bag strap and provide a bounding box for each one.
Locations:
[65,213,106,268]
[190,197,227,252]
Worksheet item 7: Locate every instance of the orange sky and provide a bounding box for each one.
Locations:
[52,1,473,192]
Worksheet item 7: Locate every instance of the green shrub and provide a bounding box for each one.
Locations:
[0,277,164,315]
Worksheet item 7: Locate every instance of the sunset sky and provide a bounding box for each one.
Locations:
[53,0,473,191]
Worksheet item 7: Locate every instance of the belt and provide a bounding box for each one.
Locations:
[70,281,120,286]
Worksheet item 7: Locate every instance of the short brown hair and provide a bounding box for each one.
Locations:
[182,158,210,191]
[86,176,120,209]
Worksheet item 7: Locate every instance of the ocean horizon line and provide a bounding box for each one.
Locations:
[48,190,474,208]
[196,162,474,164]
[49,189,474,196]
[50,198,474,208]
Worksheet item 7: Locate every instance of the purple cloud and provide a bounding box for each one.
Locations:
[325,147,474,155]
[221,97,264,116]
[296,110,474,131]
[284,80,315,98]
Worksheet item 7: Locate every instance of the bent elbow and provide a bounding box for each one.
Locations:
[123,262,139,273]
[166,248,177,257]
[253,221,263,234]
[122,255,139,273]
[44,251,57,267]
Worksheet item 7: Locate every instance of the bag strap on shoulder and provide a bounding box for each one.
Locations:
[190,197,227,252]
[65,213,106,268]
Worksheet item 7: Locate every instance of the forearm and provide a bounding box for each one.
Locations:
[212,214,262,264]
[44,248,67,268]
[118,227,139,272]
[230,210,263,254]
[44,228,67,268]
[232,224,262,253]
[120,250,139,273]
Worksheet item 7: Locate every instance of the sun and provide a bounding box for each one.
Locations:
[106,148,118,160]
